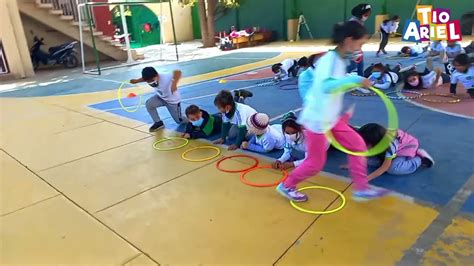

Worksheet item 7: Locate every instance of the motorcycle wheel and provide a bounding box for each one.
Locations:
[64,54,78,68]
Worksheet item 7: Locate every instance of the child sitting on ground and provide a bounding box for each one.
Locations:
[182,105,222,139]
[399,44,428,57]
[357,123,434,180]
[272,112,308,170]
[272,58,306,81]
[449,54,474,98]
[213,90,257,151]
[404,57,449,90]
[130,67,185,132]
[241,113,285,153]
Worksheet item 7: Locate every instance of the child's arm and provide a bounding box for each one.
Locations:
[322,75,366,94]
[231,126,248,150]
[277,145,292,163]
[430,68,443,89]
[130,77,144,84]
[214,122,231,144]
[367,158,392,181]
[171,70,182,93]
[373,78,391,90]
[247,135,276,153]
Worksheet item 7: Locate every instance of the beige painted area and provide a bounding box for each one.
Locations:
[277,187,439,265]
[422,217,474,266]
[0,150,58,216]
[0,196,140,264]
[145,2,193,43]
[124,254,158,266]
[0,0,34,80]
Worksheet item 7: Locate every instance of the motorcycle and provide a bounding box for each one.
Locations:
[30,36,79,70]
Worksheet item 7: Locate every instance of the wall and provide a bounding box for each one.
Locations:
[21,15,109,63]
[145,2,193,43]
[0,0,34,80]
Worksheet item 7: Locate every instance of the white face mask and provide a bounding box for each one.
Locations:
[361,16,369,22]
[286,133,299,142]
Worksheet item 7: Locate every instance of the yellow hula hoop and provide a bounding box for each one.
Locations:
[153,137,189,151]
[290,186,346,215]
[181,146,221,162]
[117,81,143,113]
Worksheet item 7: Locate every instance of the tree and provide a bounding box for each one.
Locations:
[178,0,239,47]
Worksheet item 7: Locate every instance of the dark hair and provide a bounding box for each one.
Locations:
[392,15,400,20]
[185,105,200,116]
[307,53,323,68]
[297,56,309,68]
[141,67,158,81]
[271,63,282,73]
[351,3,371,18]
[372,63,388,75]
[453,54,471,71]
[357,123,387,161]
[401,46,410,54]
[403,70,424,90]
[214,90,234,108]
[332,21,367,45]
[281,112,302,133]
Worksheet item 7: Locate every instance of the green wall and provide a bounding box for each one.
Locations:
[215,0,472,40]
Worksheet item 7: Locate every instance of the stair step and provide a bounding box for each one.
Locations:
[37,3,53,9]
[100,36,113,41]
[93,31,103,36]
[60,15,74,21]
[49,9,63,15]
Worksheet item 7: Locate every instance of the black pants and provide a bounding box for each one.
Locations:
[378,31,390,52]
[288,60,299,77]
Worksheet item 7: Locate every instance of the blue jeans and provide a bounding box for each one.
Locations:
[387,156,422,175]
[347,59,364,76]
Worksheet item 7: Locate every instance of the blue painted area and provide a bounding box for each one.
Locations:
[461,194,474,214]
[0,52,279,98]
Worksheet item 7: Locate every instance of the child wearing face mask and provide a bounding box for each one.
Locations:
[367,63,400,90]
[276,21,388,203]
[272,112,308,170]
[404,57,450,90]
[347,3,371,76]
[130,67,185,132]
[241,113,285,153]
[377,15,400,57]
[449,54,474,98]
[182,105,222,139]
[213,90,257,151]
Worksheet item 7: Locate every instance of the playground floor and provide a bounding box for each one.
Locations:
[1,40,473,265]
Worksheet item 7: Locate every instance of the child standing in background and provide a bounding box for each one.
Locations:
[213,90,257,151]
[357,123,434,180]
[377,15,400,57]
[276,21,387,202]
[241,113,285,153]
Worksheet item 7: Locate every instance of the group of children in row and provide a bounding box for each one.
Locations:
[131,16,474,202]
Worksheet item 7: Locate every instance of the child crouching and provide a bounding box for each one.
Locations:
[182,105,222,139]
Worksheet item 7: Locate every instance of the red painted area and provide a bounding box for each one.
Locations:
[226,68,274,81]
[405,83,474,117]
[92,0,115,37]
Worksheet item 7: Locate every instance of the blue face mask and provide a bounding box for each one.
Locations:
[372,71,382,79]
[191,117,204,127]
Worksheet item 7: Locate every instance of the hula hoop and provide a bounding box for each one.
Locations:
[117,81,143,113]
[153,137,189,151]
[240,165,288,187]
[350,90,376,97]
[290,186,346,215]
[420,93,461,103]
[181,146,221,162]
[326,84,399,157]
[385,90,424,100]
[216,155,260,173]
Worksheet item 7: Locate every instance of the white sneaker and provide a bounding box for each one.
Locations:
[355,88,371,94]
[417,149,435,167]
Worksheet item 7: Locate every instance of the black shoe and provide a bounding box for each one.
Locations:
[234,89,253,99]
[149,121,164,132]
[382,49,388,55]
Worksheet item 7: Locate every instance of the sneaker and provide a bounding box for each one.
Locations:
[149,121,164,132]
[355,88,371,94]
[352,187,389,202]
[417,149,435,168]
[276,183,308,202]
[376,51,380,57]
[382,49,388,55]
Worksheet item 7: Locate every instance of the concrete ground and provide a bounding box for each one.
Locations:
[1,38,473,265]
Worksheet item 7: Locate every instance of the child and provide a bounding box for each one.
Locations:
[276,21,387,202]
[213,90,257,151]
[444,41,465,74]
[272,58,298,81]
[241,113,285,153]
[377,15,400,57]
[347,4,371,76]
[357,123,434,180]
[272,112,308,170]
[367,63,400,90]
[450,54,474,98]
[428,40,445,57]
[404,57,449,90]
[399,44,428,57]
[182,105,222,139]
[130,67,185,132]
[298,53,323,102]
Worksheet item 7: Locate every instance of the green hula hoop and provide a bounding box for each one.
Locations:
[153,137,189,151]
[326,84,399,157]
[117,81,143,113]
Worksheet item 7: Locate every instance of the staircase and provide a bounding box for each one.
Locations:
[18,0,142,61]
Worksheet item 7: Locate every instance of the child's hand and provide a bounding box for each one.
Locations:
[171,83,178,93]
[228,144,238,151]
[280,162,295,170]
[213,138,225,145]
[182,133,190,139]
[272,160,282,169]
[361,78,372,89]
[240,141,249,149]
[435,68,443,75]
[130,79,139,84]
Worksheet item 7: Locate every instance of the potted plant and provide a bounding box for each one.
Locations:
[287,0,298,41]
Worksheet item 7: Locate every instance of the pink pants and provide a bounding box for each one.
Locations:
[283,116,368,191]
